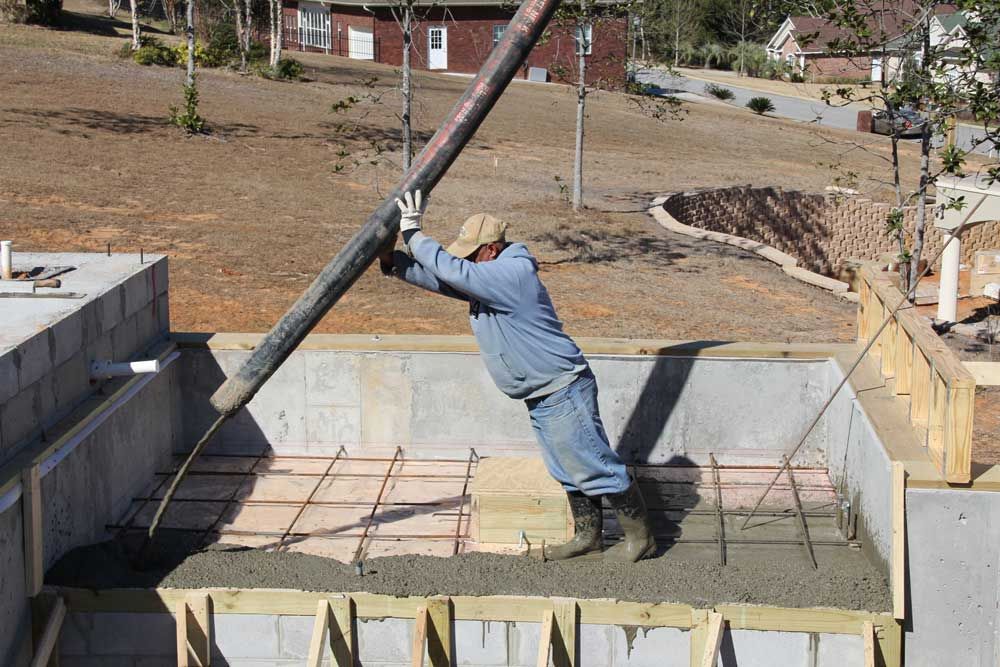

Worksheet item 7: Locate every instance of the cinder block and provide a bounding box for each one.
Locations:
[152,257,169,295]
[110,315,139,362]
[304,352,362,406]
[510,620,541,667]
[99,284,125,332]
[0,382,39,452]
[579,624,613,667]
[16,331,52,391]
[63,612,176,656]
[454,619,508,666]
[135,302,160,351]
[213,614,281,659]
[59,657,134,667]
[0,349,18,404]
[277,614,314,659]
[611,626,688,667]
[723,629,809,666]
[357,617,413,663]
[122,269,152,319]
[49,308,84,368]
[816,633,863,666]
[52,352,91,412]
[306,405,361,445]
[79,300,102,344]
[156,292,170,334]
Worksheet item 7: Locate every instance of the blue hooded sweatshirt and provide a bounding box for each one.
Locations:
[391,231,587,399]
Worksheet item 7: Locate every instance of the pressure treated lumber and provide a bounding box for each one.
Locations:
[29,596,65,667]
[426,597,452,667]
[472,457,571,544]
[891,464,907,619]
[700,612,724,667]
[863,620,876,667]
[536,608,554,667]
[307,596,353,667]
[176,593,211,667]
[411,606,429,667]
[552,598,577,667]
[21,464,43,597]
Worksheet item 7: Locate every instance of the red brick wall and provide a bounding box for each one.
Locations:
[805,54,872,81]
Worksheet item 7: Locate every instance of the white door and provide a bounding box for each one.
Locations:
[871,56,883,83]
[428,26,447,70]
[348,25,374,60]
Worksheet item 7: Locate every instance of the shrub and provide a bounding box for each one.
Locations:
[201,22,241,67]
[259,57,304,80]
[173,41,209,67]
[704,83,734,101]
[169,78,205,133]
[746,96,776,115]
[133,37,178,66]
[625,81,658,97]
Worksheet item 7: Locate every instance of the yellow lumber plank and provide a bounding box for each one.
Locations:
[188,593,211,666]
[716,605,882,634]
[29,596,65,667]
[858,279,871,343]
[426,597,451,667]
[536,608,554,667]
[881,317,898,379]
[22,465,43,597]
[894,330,913,396]
[175,598,189,667]
[891,462,906,620]
[411,605,428,667]
[863,621,875,667]
[688,610,709,667]
[552,598,577,667]
[964,361,1000,386]
[910,348,931,428]
[944,382,974,484]
[878,619,903,667]
[329,596,354,667]
[307,600,330,667]
[700,612,724,667]
[928,372,948,470]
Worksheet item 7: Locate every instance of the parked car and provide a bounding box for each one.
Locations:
[872,108,928,137]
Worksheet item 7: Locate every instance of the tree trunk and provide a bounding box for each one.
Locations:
[108,0,120,18]
[270,0,284,68]
[907,17,933,296]
[673,21,680,68]
[185,0,195,87]
[572,17,586,211]
[401,3,412,171]
[234,0,250,73]
[129,0,141,49]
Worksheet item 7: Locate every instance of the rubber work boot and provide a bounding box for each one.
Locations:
[545,491,604,561]
[603,482,657,562]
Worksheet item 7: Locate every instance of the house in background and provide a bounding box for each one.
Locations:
[765,6,967,83]
[280,0,629,87]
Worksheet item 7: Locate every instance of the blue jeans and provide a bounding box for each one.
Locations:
[525,369,631,496]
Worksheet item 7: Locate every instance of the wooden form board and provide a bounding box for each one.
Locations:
[892,462,906,621]
[176,593,212,667]
[858,266,975,484]
[52,585,902,666]
[307,597,353,667]
[29,595,65,667]
[22,465,43,597]
[471,457,571,545]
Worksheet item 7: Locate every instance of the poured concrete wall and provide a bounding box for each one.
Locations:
[905,488,1000,666]
[57,611,863,666]
[179,346,834,467]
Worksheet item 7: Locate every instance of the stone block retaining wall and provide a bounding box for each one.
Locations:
[662,186,1000,276]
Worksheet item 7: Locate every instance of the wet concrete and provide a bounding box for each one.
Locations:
[46,532,890,612]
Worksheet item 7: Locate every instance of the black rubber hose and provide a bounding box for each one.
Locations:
[210,0,563,416]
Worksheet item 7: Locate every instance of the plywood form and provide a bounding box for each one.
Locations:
[471,457,571,545]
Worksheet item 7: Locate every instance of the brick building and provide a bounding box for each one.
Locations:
[280,0,629,86]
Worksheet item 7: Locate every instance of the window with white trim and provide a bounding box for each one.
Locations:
[492,24,506,47]
[299,5,331,49]
[575,23,592,55]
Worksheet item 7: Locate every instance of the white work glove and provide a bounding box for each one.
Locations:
[395,190,425,233]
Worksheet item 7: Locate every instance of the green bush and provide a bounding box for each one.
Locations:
[132,37,178,66]
[704,83,734,101]
[173,41,209,67]
[259,57,304,80]
[746,96,776,115]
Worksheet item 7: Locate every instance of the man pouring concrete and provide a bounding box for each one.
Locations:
[378,190,655,563]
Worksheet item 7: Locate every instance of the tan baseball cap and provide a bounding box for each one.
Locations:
[446,213,508,258]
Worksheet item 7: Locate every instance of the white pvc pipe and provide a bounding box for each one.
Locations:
[90,359,161,380]
[937,231,962,323]
[1,240,12,280]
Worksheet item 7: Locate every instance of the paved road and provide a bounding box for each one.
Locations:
[637,67,989,156]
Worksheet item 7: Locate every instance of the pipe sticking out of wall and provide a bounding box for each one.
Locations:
[90,359,161,380]
[1,240,12,280]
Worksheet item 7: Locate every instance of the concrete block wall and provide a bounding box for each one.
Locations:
[0,253,170,466]
[58,612,863,666]
[178,347,833,467]
[661,187,1000,277]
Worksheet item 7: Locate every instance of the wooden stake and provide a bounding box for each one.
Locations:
[892,462,906,620]
[307,597,354,667]
[22,465,43,597]
[862,620,876,667]
[29,596,65,667]
[700,612,724,667]
[411,605,429,667]
[426,596,452,667]
[552,597,577,667]
[536,608,554,667]
[176,593,212,666]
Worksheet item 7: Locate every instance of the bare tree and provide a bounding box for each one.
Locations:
[163,0,178,33]
[269,0,284,68]
[572,0,588,210]
[129,0,141,49]
[234,0,254,72]
[108,0,121,17]
[185,0,195,86]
